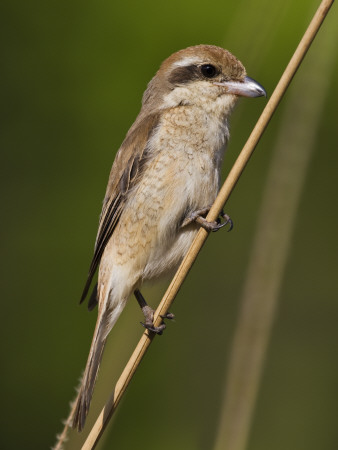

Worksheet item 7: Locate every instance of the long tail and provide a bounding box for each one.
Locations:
[71,306,108,431]
[53,287,128,449]
[70,294,127,431]
[53,309,108,449]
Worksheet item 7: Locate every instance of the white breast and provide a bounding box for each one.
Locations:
[140,104,230,281]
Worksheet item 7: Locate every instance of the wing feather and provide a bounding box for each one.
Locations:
[80,112,160,305]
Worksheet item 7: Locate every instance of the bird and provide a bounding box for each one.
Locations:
[71,44,266,431]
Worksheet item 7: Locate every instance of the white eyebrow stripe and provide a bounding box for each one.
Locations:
[173,56,202,67]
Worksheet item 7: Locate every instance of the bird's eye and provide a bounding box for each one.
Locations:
[200,64,217,78]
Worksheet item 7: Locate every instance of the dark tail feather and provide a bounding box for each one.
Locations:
[88,283,98,311]
[71,311,108,431]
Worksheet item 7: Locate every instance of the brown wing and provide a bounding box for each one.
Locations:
[80,112,160,306]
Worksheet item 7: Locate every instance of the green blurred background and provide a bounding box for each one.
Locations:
[1,0,338,449]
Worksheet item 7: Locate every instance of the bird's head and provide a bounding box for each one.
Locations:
[142,45,266,116]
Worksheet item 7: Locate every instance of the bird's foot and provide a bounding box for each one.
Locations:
[140,306,175,335]
[135,290,174,335]
[141,320,166,335]
[181,207,233,232]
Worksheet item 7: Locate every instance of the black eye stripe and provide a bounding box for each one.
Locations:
[168,63,219,85]
[168,65,202,85]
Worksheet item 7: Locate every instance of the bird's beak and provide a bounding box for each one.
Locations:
[214,76,267,98]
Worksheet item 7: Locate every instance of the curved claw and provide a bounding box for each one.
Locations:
[220,213,233,232]
[211,221,227,232]
[223,215,233,231]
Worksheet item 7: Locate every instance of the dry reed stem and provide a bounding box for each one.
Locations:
[213,4,337,450]
[54,1,334,449]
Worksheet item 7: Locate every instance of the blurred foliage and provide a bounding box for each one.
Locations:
[1,0,337,449]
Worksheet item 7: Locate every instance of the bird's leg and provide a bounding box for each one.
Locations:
[181,207,233,232]
[134,289,174,335]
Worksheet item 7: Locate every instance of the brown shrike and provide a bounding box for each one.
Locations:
[71,45,266,430]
